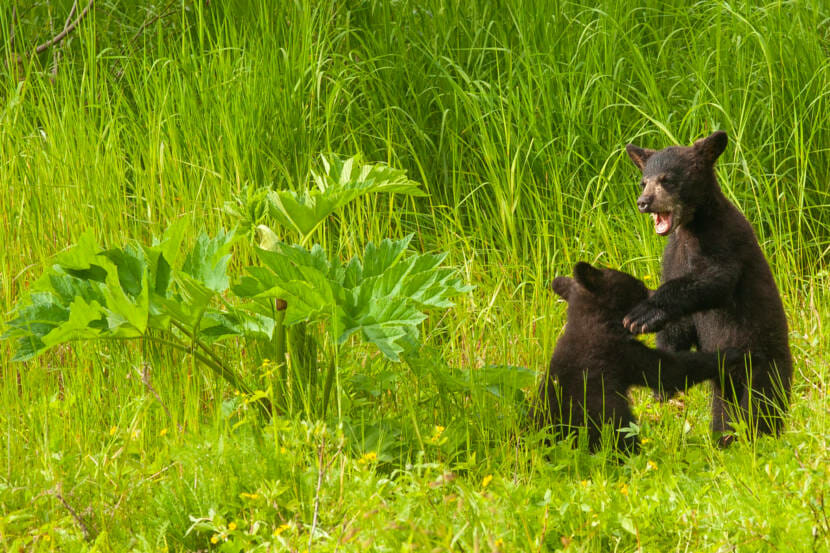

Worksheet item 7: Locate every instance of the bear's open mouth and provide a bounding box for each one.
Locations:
[651,212,673,236]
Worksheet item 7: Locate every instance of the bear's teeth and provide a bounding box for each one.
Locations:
[652,212,672,235]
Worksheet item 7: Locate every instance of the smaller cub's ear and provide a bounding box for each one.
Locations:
[573,262,604,294]
[552,276,575,300]
[625,143,656,171]
[693,130,728,164]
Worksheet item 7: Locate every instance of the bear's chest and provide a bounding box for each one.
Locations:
[662,233,708,279]
[693,309,741,349]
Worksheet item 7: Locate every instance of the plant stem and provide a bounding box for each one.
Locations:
[320,355,336,419]
[274,299,287,381]
[121,333,273,417]
[170,320,232,375]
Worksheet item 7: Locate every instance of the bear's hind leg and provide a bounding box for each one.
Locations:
[586,395,639,454]
[711,385,737,446]
[740,357,791,438]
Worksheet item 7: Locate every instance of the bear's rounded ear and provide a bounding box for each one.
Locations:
[625,144,655,172]
[552,276,575,300]
[693,130,728,164]
[573,262,604,294]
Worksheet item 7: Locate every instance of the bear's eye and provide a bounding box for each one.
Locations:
[639,179,646,189]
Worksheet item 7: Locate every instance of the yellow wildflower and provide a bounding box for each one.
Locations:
[428,425,445,444]
[482,474,493,488]
[240,492,260,500]
[619,483,629,496]
[274,523,290,536]
[109,426,117,436]
[210,535,219,544]
[647,460,658,471]
[358,451,378,465]
[228,521,237,531]
[159,428,168,437]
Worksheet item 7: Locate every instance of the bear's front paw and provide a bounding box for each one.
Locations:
[623,302,669,334]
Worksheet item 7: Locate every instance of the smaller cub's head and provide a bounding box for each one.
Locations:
[553,262,650,318]
[625,131,728,235]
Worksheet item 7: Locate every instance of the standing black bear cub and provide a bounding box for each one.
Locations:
[534,262,738,452]
[624,131,792,441]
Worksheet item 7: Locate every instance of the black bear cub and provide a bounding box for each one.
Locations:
[534,262,738,452]
[624,131,792,442]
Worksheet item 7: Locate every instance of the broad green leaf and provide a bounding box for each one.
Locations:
[156,273,216,328]
[201,311,275,342]
[41,297,106,347]
[3,227,241,361]
[223,186,270,236]
[313,155,427,197]
[54,231,101,271]
[252,243,341,326]
[340,299,426,361]
[240,236,469,361]
[359,235,413,280]
[41,270,105,306]
[256,242,332,279]
[3,292,68,348]
[267,155,425,239]
[232,268,282,298]
[99,256,149,335]
[154,217,189,270]
[141,245,172,297]
[100,244,147,298]
[255,224,281,252]
[182,229,236,293]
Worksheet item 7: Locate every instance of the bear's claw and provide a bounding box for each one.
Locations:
[623,302,669,334]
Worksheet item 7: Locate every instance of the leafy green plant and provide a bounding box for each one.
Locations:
[267,154,426,244]
[225,154,444,416]
[1,222,273,410]
[239,234,467,361]
[3,156,469,420]
[227,154,425,245]
[235,234,470,414]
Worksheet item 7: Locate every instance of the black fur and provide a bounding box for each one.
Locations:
[534,262,739,452]
[624,131,792,441]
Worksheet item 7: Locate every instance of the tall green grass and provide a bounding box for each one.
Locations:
[2,1,829,550]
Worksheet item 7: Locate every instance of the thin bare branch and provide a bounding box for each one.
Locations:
[309,437,326,551]
[35,0,94,54]
[112,0,180,81]
[128,0,179,48]
[53,483,93,541]
[52,2,78,79]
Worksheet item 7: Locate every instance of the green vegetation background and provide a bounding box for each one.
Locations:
[1,1,828,551]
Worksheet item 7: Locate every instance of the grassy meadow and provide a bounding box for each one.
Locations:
[2,1,830,551]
